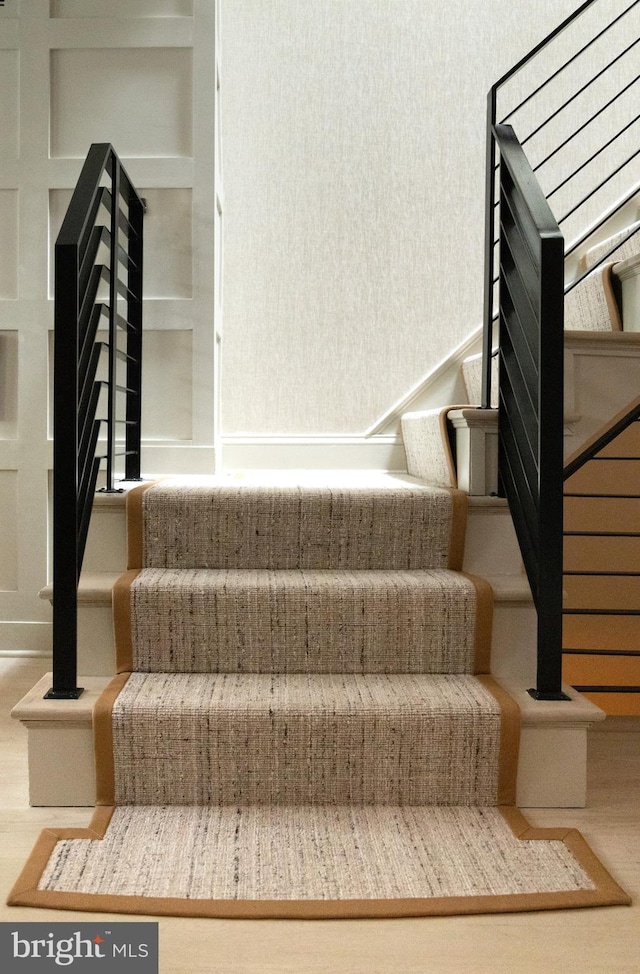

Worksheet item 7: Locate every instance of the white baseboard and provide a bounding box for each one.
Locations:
[221,435,406,471]
[0,622,52,655]
[141,443,218,474]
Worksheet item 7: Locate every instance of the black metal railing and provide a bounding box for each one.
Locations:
[563,398,640,702]
[494,124,567,700]
[483,0,640,699]
[484,0,640,405]
[47,144,144,699]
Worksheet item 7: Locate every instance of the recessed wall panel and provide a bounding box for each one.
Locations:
[0,191,18,299]
[0,51,19,160]
[50,48,193,159]
[49,328,193,441]
[142,188,193,299]
[51,188,193,300]
[0,332,18,439]
[0,1,18,18]
[141,329,192,440]
[0,470,18,590]
[50,0,193,15]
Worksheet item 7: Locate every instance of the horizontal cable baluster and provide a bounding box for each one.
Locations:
[520,36,640,149]
[563,181,640,261]
[564,229,640,295]
[545,113,640,199]
[556,145,640,225]
[530,74,640,176]
[563,607,640,615]
[500,0,640,124]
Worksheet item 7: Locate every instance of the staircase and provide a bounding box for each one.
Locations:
[15,469,602,811]
[12,0,640,825]
[107,478,513,810]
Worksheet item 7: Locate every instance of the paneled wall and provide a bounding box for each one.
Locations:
[0,0,216,654]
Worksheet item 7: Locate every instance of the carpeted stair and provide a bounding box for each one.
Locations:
[9,474,630,917]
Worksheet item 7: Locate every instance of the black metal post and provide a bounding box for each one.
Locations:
[530,228,568,701]
[106,158,121,491]
[47,241,83,700]
[492,125,569,702]
[126,190,144,481]
[481,88,497,411]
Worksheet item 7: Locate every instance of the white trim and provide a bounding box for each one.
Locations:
[222,435,406,471]
[0,621,52,655]
[140,444,217,474]
[0,649,51,658]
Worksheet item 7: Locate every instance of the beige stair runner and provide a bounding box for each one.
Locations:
[8,475,630,917]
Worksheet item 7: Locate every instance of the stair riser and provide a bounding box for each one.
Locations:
[83,502,128,574]
[18,705,593,809]
[124,570,482,674]
[76,594,532,680]
[139,486,459,571]
[463,506,523,576]
[113,716,502,806]
[564,337,640,461]
[109,672,505,807]
[84,497,524,579]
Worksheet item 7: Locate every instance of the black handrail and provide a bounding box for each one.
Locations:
[494,124,568,701]
[46,144,144,700]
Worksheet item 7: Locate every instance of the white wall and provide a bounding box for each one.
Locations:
[220,0,633,436]
[0,0,216,654]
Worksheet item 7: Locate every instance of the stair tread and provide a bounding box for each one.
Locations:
[49,570,531,612]
[34,804,575,904]
[114,671,501,716]
[132,566,474,584]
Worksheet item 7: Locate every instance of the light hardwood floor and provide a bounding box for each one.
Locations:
[1,657,639,974]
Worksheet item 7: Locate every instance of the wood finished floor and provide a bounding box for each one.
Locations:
[1,658,639,974]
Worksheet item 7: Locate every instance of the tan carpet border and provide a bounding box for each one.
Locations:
[476,675,521,806]
[113,571,140,673]
[439,406,459,488]
[447,488,467,571]
[461,572,494,674]
[7,806,630,919]
[499,806,631,908]
[602,262,623,331]
[94,673,131,806]
[126,482,157,570]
